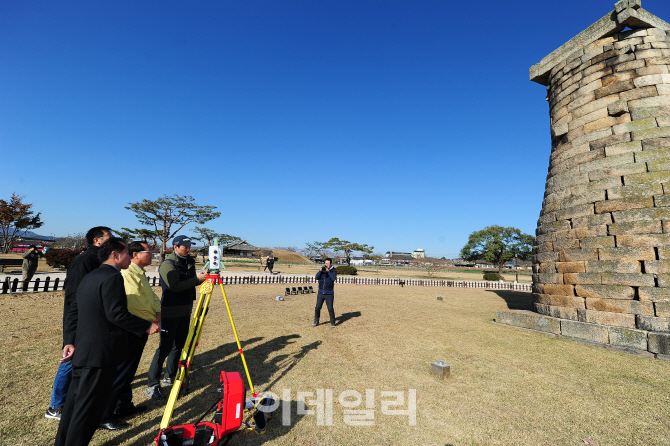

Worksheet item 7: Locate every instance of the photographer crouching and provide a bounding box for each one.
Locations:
[313,258,337,329]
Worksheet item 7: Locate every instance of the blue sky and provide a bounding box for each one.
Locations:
[2,0,669,258]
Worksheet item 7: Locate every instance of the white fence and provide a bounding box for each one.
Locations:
[2,274,531,295]
[180,275,531,290]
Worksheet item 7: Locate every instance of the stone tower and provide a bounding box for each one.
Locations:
[526,1,670,354]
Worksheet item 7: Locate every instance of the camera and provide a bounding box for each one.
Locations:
[321,265,328,273]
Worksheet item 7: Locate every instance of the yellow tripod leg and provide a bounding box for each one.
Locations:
[219,282,256,396]
[159,281,214,429]
[189,291,213,362]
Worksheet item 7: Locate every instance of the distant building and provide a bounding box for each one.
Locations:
[474,260,495,269]
[411,249,425,259]
[222,239,260,257]
[385,251,413,264]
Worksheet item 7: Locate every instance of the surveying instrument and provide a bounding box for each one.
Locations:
[156,239,275,446]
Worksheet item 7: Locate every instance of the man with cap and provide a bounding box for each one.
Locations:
[22,245,43,291]
[145,235,206,400]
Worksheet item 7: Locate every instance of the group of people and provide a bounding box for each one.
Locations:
[42,226,339,445]
[45,227,205,446]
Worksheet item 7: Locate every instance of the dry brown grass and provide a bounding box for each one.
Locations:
[267,249,312,264]
[2,285,669,445]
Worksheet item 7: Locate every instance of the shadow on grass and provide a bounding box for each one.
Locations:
[105,334,320,445]
[335,311,361,326]
[486,290,533,311]
[129,337,264,392]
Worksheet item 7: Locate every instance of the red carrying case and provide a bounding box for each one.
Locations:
[215,371,246,435]
[156,372,246,446]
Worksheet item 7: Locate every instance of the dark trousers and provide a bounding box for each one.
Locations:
[147,314,190,387]
[22,268,36,291]
[101,333,148,421]
[54,365,116,446]
[314,292,335,324]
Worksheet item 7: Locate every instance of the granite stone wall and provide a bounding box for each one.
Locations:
[533,27,670,333]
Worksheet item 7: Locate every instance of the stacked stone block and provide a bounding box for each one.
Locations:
[533,26,670,347]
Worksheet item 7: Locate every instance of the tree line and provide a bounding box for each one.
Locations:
[1,192,534,272]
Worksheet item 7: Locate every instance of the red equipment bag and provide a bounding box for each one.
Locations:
[215,371,246,435]
[156,372,246,446]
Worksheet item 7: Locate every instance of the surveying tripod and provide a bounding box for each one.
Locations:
[159,240,257,431]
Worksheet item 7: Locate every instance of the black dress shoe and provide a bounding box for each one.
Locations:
[98,420,130,431]
[113,405,148,418]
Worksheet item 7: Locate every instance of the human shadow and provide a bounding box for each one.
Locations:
[334,311,361,326]
[129,336,264,391]
[262,340,321,391]
[486,290,533,311]
[104,334,321,445]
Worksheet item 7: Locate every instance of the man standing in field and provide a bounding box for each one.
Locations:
[22,244,43,291]
[145,235,206,400]
[45,226,111,421]
[54,238,157,445]
[98,240,161,430]
[314,258,337,329]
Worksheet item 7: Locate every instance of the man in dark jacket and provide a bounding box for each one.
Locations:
[145,235,206,400]
[314,258,337,328]
[45,226,111,421]
[54,237,158,446]
[22,245,43,291]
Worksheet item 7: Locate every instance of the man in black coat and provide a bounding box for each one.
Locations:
[314,258,337,328]
[46,226,111,420]
[54,238,159,446]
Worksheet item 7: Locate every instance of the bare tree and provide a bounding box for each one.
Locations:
[56,233,88,250]
[414,257,445,278]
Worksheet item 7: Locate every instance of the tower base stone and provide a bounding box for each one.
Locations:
[495,309,670,359]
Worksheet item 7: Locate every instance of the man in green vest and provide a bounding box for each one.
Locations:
[22,245,43,291]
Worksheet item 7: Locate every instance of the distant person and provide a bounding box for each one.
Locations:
[266,256,274,274]
[145,235,206,400]
[313,258,337,329]
[99,241,161,430]
[45,226,111,421]
[22,245,43,291]
[54,238,157,445]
